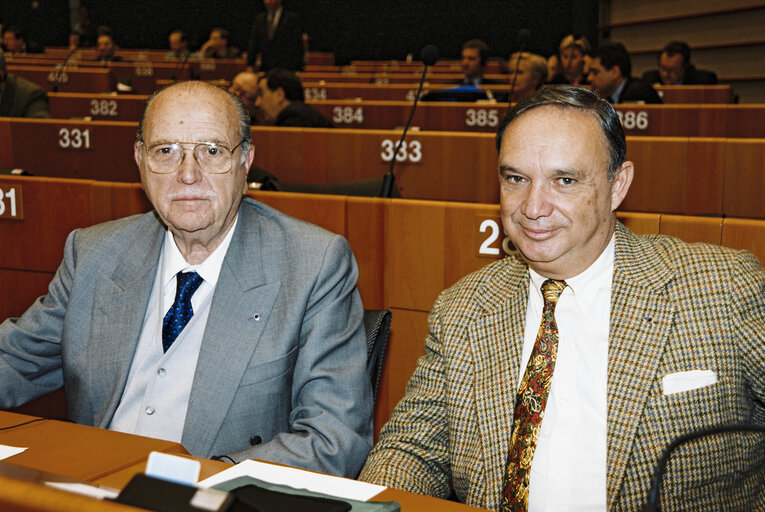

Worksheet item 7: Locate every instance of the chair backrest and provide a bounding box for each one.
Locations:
[363,309,391,402]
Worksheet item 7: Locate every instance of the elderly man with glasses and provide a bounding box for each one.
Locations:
[0,81,373,478]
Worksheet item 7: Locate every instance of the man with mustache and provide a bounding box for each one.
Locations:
[0,81,373,478]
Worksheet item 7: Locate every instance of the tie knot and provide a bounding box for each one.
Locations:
[176,271,203,299]
[541,279,567,304]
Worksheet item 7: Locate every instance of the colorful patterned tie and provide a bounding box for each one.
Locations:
[162,271,203,353]
[501,279,567,512]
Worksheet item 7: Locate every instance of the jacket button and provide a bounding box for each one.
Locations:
[250,435,262,446]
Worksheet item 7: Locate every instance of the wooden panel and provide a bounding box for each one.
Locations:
[621,137,690,214]
[0,412,187,481]
[0,269,55,321]
[0,176,99,272]
[0,474,138,512]
[616,212,662,234]
[346,197,386,309]
[247,190,347,236]
[7,66,115,94]
[4,119,139,182]
[721,218,765,263]
[49,93,147,122]
[659,214,723,244]
[685,138,725,215]
[655,85,734,104]
[250,127,500,203]
[722,139,765,218]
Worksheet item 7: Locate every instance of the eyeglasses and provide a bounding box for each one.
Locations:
[141,141,244,174]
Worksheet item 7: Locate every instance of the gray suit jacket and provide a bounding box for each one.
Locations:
[0,198,373,477]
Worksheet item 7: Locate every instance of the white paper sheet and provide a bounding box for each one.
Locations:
[44,482,120,500]
[0,444,26,460]
[198,459,386,502]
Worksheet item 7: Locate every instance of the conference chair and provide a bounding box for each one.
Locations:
[363,309,392,403]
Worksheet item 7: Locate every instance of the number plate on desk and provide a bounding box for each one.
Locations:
[476,217,516,258]
[57,127,92,150]
[0,184,24,220]
[380,138,423,164]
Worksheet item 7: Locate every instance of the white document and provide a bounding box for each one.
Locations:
[44,482,120,500]
[662,369,718,395]
[146,451,201,485]
[198,459,386,502]
[0,444,26,460]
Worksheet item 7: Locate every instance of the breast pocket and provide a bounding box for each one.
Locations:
[238,345,298,387]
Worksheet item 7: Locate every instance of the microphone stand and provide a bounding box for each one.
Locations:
[641,423,765,512]
[380,46,437,198]
[52,47,79,93]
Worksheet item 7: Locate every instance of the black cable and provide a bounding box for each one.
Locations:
[0,417,46,431]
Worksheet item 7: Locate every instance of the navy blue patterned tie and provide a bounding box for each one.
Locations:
[162,271,203,352]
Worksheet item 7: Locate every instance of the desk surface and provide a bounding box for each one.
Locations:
[0,411,487,511]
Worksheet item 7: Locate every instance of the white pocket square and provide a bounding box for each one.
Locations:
[662,370,718,396]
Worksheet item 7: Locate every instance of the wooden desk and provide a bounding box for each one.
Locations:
[8,65,115,93]
[0,411,488,511]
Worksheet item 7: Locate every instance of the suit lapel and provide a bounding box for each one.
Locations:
[89,214,165,428]
[606,223,676,508]
[182,204,281,457]
[469,259,529,501]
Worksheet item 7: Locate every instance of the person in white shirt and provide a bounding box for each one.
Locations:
[360,85,765,511]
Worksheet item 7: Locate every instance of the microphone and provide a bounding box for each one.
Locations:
[641,423,765,512]
[380,44,439,198]
[508,28,531,103]
[52,47,80,93]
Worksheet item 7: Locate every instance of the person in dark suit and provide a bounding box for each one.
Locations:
[588,42,662,104]
[0,81,371,478]
[451,39,505,87]
[200,27,241,60]
[360,85,764,511]
[2,25,43,54]
[247,0,304,71]
[641,41,718,85]
[92,26,124,64]
[0,53,50,118]
[547,34,591,86]
[256,68,333,127]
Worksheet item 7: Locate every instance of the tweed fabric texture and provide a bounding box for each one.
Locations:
[502,280,566,511]
[359,222,765,511]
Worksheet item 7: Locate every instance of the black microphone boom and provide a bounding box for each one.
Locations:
[52,47,79,93]
[641,423,765,512]
[380,44,439,198]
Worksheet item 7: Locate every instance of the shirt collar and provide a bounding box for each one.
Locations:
[161,215,239,289]
[528,232,615,311]
[611,77,627,103]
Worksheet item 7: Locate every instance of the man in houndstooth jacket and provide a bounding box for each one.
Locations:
[359,86,765,511]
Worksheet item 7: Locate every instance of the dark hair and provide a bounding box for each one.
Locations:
[170,29,188,43]
[462,39,489,66]
[4,25,24,41]
[136,81,251,158]
[495,85,626,180]
[262,68,304,102]
[96,25,113,38]
[661,40,691,65]
[591,42,631,78]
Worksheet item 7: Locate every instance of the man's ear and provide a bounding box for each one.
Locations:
[610,160,634,212]
[275,87,286,103]
[133,142,143,168]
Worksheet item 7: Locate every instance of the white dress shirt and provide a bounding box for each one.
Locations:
[109,218,238,442]
[522,235,615,511]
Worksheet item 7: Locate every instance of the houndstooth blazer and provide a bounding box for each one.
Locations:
[360,222,765,511]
